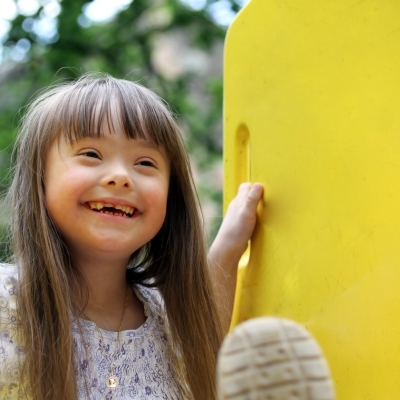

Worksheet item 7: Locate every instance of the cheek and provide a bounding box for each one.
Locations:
[45,170,86,223]
[146,183,169,224]
[152,193,168,221]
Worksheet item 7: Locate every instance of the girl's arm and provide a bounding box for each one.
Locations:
[208,183,263,333]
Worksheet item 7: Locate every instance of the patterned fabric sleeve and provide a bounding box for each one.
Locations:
[0,264,26,399]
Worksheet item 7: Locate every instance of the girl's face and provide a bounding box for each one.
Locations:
[44,116,170,266]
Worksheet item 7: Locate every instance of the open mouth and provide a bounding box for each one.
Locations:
[87,202,135,218]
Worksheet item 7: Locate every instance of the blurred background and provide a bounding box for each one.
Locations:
[0,0,249,259]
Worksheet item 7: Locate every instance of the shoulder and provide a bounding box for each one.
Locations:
[0,264,23,397]
[134,284,165,318]
[0,263,19,330]
[0,264,18,313]
[133,284,172,339]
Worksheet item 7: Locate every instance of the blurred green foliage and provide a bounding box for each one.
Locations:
[0,0,244,259]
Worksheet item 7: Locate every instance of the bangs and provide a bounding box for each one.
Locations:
[48,74,178,151]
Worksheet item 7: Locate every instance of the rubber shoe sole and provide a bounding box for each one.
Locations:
[217,317,335,400]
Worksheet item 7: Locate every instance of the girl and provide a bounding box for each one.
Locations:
[0,73,263,399]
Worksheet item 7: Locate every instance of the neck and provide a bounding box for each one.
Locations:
[75,253,129,328]
[75,252,146,332]
[80,254,128,302]
[86,267,128,311]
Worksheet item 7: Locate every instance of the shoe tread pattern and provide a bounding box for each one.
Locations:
[217,318,335,400]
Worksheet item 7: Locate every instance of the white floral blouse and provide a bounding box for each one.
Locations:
[0,264,185,399]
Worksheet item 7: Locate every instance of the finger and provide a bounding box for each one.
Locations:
[237,182,252,196]
[247,183,263,202]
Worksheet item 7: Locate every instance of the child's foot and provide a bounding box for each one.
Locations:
[217,317,334,400]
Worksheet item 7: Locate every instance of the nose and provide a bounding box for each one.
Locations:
[102,164,133,189]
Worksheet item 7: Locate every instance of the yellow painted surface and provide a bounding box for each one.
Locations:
[224,1,400,398]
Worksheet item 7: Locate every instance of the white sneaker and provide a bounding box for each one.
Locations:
[217,317,335,400]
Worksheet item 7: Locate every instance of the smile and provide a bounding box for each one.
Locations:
[87,201,135,218]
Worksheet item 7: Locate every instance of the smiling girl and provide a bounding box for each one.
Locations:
[0,73,263,399]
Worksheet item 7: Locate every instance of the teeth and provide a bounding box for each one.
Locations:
[88,201,135,216]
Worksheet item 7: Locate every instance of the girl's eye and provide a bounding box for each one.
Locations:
[81,151,100,159]
[137,160,156,167]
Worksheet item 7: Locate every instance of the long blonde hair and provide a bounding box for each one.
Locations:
[7,73,223,399]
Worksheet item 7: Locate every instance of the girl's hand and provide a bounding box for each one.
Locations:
[208,183,263,332]
[209,182,264,268]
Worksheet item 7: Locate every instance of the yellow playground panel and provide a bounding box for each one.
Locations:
[224,0,400,398]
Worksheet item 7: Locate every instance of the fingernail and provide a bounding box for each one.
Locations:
[249,187,261,199]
